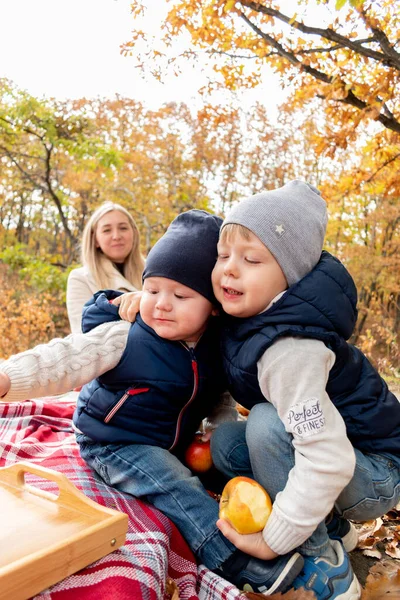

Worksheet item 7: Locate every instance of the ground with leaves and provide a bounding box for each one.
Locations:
[345,381,400,597]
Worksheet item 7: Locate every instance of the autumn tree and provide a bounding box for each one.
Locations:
[123,0,399,134]
[0,79,121,263]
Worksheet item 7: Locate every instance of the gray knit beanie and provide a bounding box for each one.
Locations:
[222,180,328,286]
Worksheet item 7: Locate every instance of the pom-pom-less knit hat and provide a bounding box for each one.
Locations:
[222,180,328,286]
[143,209,222,304]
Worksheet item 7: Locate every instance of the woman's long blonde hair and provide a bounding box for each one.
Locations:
[81,202,145,290]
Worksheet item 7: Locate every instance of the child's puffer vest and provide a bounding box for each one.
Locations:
[73,291,224,452]
[222,252,400,455]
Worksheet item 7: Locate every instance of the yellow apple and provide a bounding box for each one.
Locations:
[219,476,272,534]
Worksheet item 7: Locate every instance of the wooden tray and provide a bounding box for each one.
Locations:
[0,462,128,600]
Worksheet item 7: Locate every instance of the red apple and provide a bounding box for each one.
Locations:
[184,434,213,473]
[219,476,272,534]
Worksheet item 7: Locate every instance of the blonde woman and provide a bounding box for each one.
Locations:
[66,202,144,333]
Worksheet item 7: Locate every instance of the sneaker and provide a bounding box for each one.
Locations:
[326,513,358,552]
[221,552,304,595]
[293,540,361,600]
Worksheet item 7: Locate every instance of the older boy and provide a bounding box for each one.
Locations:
[211,180,400,600]
[0,210,304,596]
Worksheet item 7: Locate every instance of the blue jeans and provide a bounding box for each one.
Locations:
[211,403,400,557]
[76,434,236,570]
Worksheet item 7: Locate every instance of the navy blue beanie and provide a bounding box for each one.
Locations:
[143,210,222,304]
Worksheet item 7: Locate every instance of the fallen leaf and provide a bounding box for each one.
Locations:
[383,509,400,522]
[373,525,390,541]
[362,560,400,599]
[357,518,383,541]
[236,403,250,417]
[385,540,400,560]
[362,548,382,559]
[166,577,180,600]
[359,536,378,548]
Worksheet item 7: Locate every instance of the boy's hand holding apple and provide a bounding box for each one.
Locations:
[216,519,278,560]
[217,476,278,560]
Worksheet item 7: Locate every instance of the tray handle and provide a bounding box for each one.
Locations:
[0,462,116,517]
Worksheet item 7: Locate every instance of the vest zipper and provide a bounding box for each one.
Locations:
[169,345,199,451]
[104,387,150,423]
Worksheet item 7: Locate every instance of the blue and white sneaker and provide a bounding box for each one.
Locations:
[219,551,304,595]
[326,514,358,552]
[293,540,361,600]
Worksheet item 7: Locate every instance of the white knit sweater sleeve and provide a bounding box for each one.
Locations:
[0,321,130,403]
[257,337,356,555]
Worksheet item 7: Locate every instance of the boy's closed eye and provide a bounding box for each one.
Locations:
[245,257,261,264]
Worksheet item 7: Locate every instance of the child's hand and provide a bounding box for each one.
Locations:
[0,372,11,399]
[200,430,213,442]
[216,519,278,560]
[112,291,142,322]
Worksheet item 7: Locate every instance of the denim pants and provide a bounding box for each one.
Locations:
[211,403,400,557]
[76,434,236,570]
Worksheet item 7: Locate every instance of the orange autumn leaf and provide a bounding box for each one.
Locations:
[166,577,180,600]
[362,560,400,599]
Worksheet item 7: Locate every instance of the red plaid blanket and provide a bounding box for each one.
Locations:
[0,395,245,600]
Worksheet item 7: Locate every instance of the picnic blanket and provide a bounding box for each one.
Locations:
[0,394,246,600]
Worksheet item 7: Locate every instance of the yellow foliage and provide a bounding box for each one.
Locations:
[0,265,69,359]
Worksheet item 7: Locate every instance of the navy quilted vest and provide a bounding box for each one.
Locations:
[222,252,400,455]
[73,291,224,452]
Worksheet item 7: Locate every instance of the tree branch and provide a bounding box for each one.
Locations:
[360,8,400,68]
[364,151,400,184]
[43,144,75,244]
[0,146,48,194]
[239,1,400,69]
[239,11,400,133]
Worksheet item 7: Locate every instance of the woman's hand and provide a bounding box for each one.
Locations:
[216,519,278,560]
[0,372,11,399]
[112,291,143,322]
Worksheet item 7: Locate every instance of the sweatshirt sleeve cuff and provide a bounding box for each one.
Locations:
[262,509,309,555]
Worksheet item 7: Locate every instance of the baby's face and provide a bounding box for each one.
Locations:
[140,277,215,342]
[212,229,287,318]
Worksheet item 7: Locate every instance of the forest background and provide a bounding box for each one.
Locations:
[0,0,399,386]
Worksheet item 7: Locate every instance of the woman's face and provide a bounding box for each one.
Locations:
[95,210,135,263]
